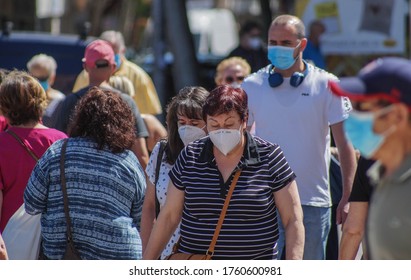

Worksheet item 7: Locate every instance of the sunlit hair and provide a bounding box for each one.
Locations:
[203,85,248,122]
[271,14,306,39]
[214,56,251,86]
[165,86,209,164]
[100,30,125,53]
[26,54,58,76]
[67,87,136,153]
[0,70,47,125]
[109,75,135,97]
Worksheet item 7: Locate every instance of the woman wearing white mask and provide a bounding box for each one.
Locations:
[143,85,304,260]
[214,57,251,89]
[140,86,209,259]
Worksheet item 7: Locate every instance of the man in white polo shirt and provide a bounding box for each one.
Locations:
[242,14,357,260]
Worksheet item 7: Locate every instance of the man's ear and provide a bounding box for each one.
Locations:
[83,63,90,73]
[299,38,308,52]
[395,103,410,128]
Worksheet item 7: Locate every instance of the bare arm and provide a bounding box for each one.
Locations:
[140,179,156,253]
[143,180,184,260]
[274,180,305,260]
[141,114,167,153]
[331,121,357,224]
[339,201,368,260]
[0,232,7,260]
[130,137,149,171]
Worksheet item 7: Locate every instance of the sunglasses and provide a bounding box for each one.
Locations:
[225,76,245,83]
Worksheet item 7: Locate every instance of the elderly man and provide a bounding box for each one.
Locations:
[72,30,162,116]
[54,39,149,169]
[330,56,411,259]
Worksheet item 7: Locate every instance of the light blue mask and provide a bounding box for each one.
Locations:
[344,107,394,158]
[39,80,49,91]
[267,43,299,70]
[114,54,122,69]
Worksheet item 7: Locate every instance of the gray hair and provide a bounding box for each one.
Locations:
[100,30,125,53]
[26,54,57,75]
[271,15,306,39]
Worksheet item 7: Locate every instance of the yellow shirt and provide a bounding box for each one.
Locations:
[72,59,162,115]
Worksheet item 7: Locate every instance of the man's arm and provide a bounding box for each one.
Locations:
[339,201,368,259]
[331,121,357,224]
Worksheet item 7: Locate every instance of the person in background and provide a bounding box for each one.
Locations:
[303,20,326,70]
[53,39,150,169]
[329,56,411,259]
[215,57,251,88]
[72,30,162,116]
[141,86,209,259]
[26,54,65,127]
[339,156,375,259]
[24,87,146,260]
[227,20,269,73]
[242,14,357,260]
[143,85,304,260]
[108,75,167,153]
[0,71,67,232]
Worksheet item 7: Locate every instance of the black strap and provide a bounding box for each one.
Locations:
[6,129,39,161]
[60,139,75,244]
[154,140,167,218]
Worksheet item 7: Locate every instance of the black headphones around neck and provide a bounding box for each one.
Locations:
[268,61,309,88]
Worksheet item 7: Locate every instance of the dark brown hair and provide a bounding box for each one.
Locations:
[203,85,248,122]
[0,70,47,126]
[165,86,209,164]
[67,87,136,153]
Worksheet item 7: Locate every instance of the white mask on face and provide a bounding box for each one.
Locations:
[209,125,242,156]
[178,125,206,146]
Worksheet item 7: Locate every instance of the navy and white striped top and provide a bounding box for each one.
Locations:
[24,138,146,260]
[169,132,296,260]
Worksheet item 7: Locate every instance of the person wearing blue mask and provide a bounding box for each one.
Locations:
[329,56,411,259]
[242,14,357,260]
[27,54,65,127]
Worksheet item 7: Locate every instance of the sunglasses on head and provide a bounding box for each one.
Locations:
[225,76,245,83]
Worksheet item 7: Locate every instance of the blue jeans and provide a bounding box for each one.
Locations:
[276,205,331,260]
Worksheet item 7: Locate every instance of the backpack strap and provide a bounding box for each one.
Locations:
[154,139,168,218]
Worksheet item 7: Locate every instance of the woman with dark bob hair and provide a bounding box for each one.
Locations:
[24,87,146,259]
[141,86,209,259]
[0,71,66,233]
[143,85,304,260]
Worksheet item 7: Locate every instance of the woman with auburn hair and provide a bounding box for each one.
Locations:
[0,71,67,233]
[24,87,146,259]
[143,85,304,260]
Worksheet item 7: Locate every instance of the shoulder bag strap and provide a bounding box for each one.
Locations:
[6,129,39,161]
[154,139,167,218]
[60,139,75,244]
[206,169,241,258]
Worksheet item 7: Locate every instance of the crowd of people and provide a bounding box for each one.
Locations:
[0,13,410,261]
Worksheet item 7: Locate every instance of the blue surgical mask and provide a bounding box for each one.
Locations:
[344,106,395,158]
[39,80,49,91]
[114,54,122,69]
[267,43,300,70]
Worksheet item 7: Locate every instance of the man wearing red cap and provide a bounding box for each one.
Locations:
[330,56,411,259]
[54,39,149,168]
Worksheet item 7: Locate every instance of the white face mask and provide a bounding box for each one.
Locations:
[209,126,242,156]
[178,125,206,146]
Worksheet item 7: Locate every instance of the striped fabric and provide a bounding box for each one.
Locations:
[169,132,296,259]
[24,138,146,260]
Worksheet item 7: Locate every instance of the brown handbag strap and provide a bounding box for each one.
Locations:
[6,129,39,161]
[60,139,75,244]
[206,169,241,257]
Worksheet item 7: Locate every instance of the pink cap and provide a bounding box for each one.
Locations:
[82,39,115,68]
